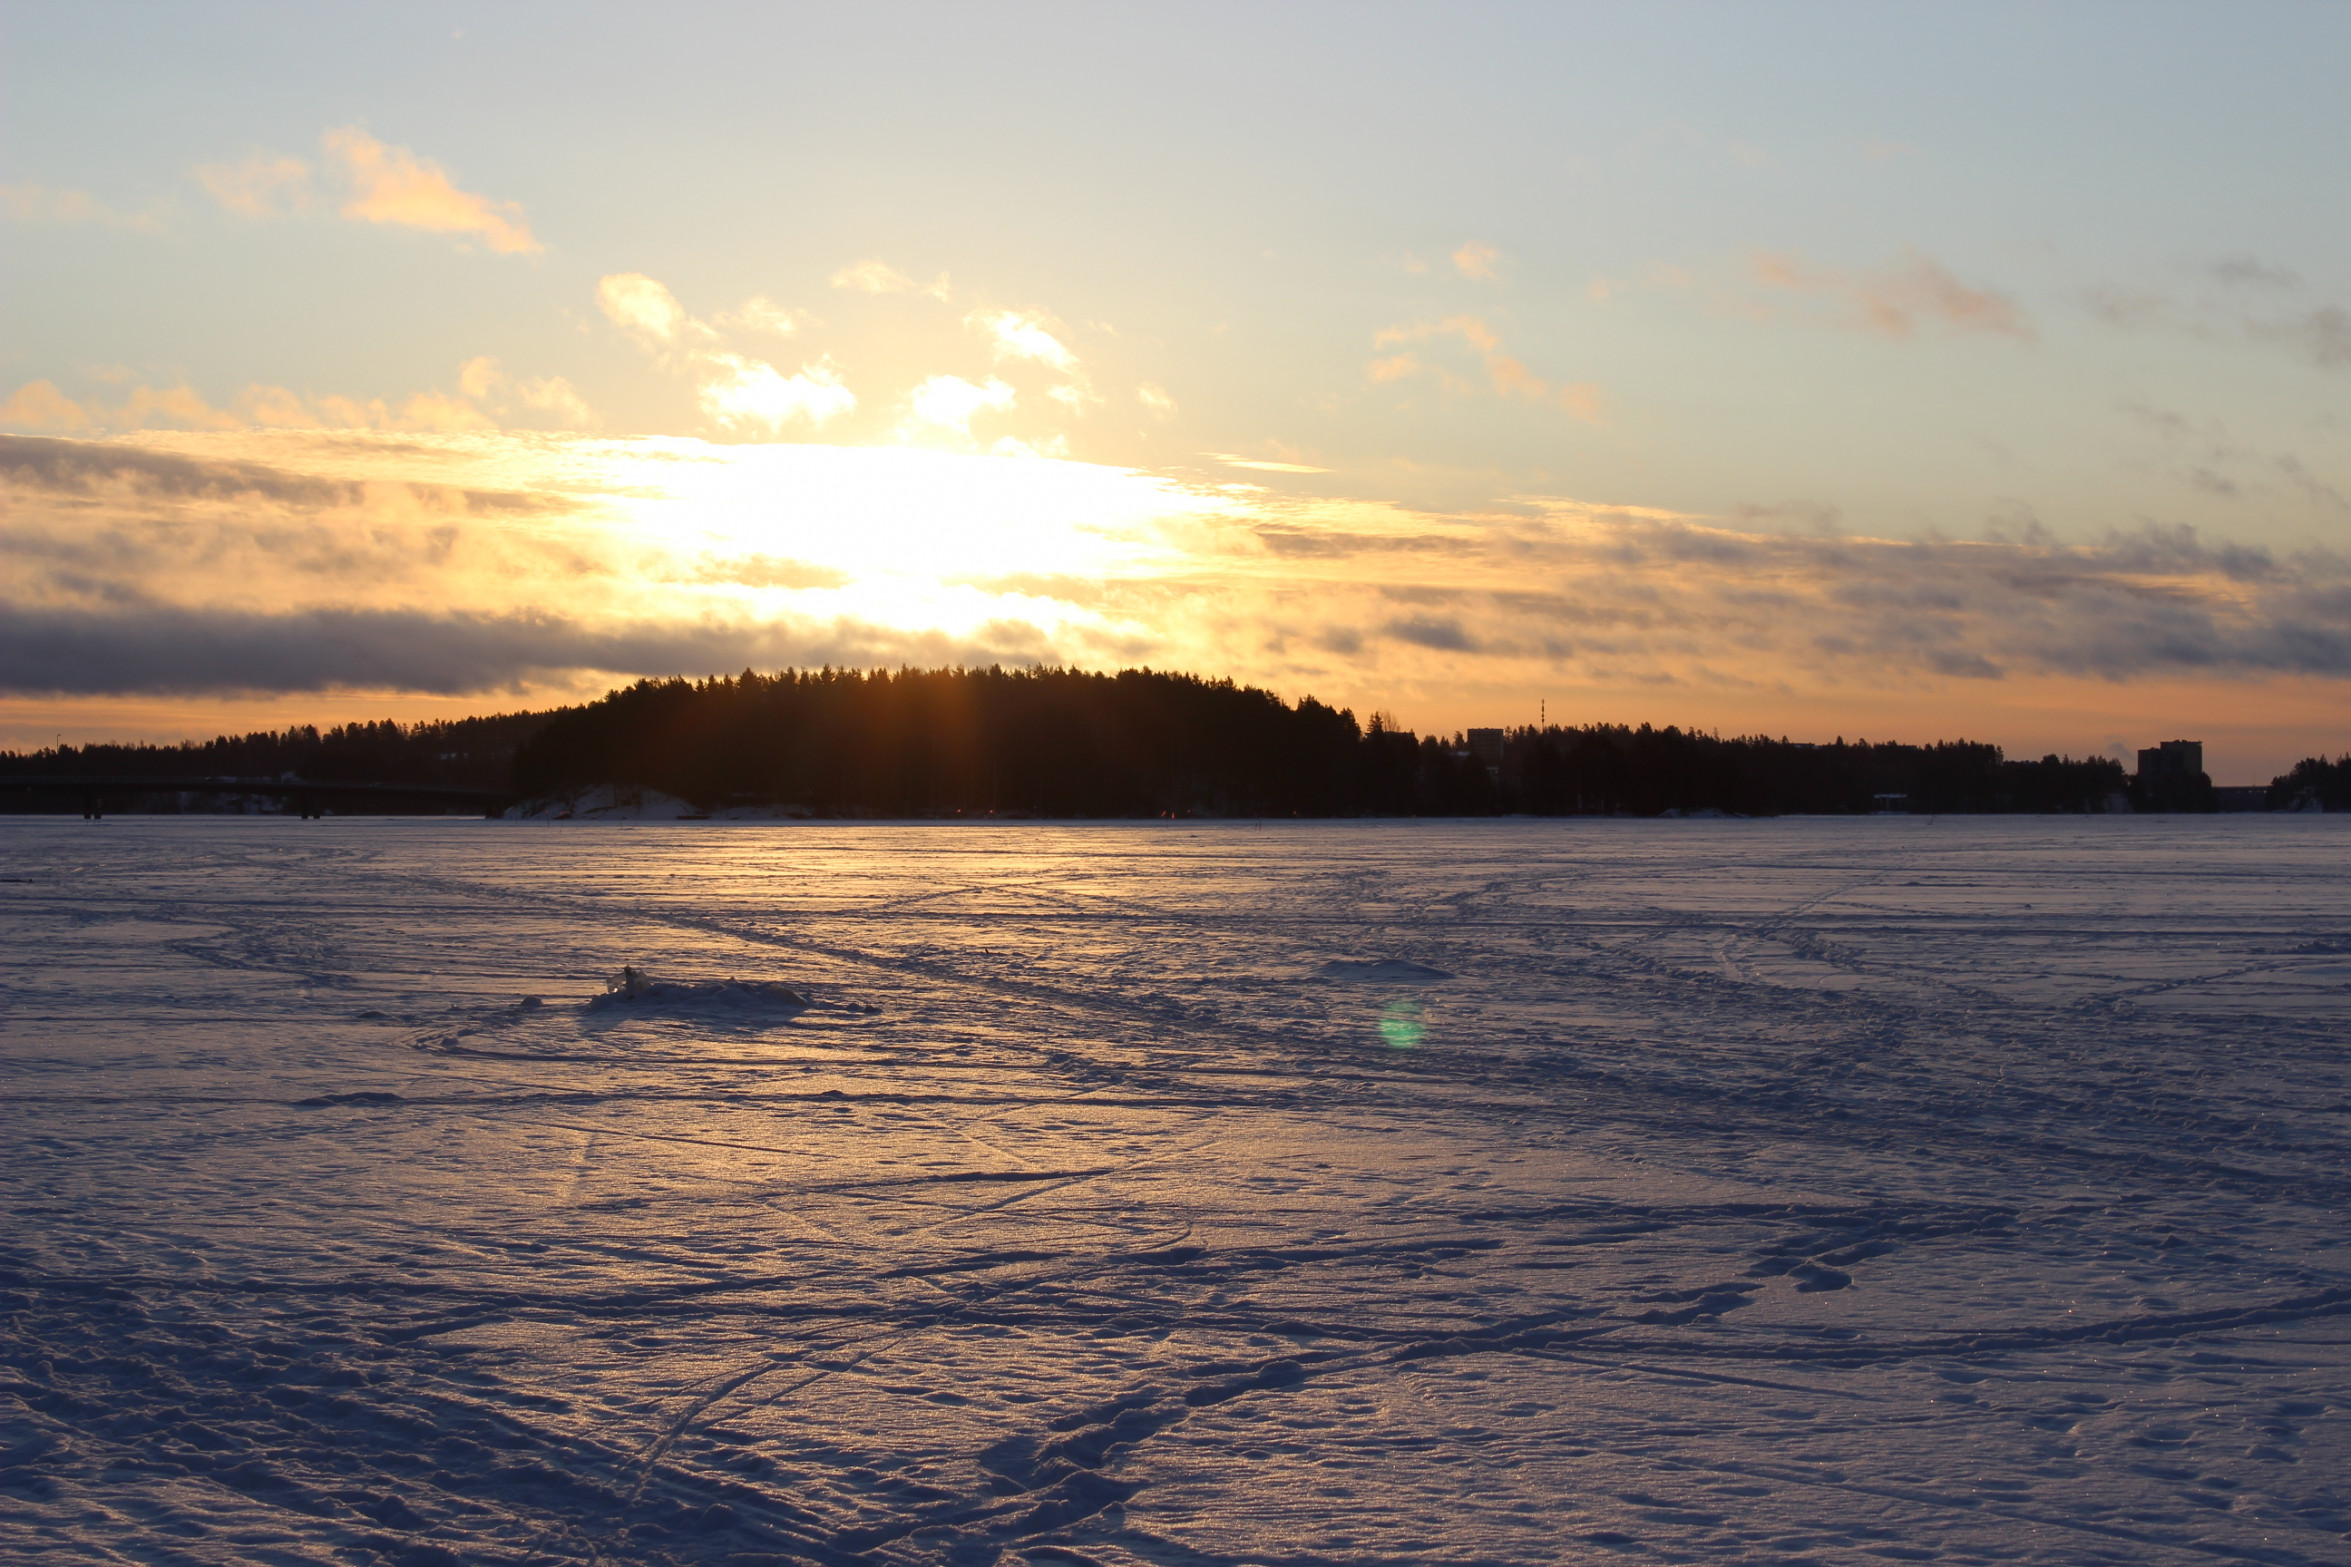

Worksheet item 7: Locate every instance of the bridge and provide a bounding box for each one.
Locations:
[0,776,512,819]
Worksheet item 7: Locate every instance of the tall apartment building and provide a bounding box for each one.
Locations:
[2136,739,2203,781]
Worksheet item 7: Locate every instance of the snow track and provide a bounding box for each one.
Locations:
[3,817,2348,1564]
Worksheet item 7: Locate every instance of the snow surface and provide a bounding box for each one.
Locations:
[2,815,2347,1566]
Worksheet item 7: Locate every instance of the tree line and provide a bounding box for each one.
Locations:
[3,664,2331,816]
[509,666,2131,816]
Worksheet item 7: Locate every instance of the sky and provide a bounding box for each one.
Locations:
[5,2,2349,781]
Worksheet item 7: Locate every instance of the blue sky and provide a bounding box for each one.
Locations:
[5,2,2349,776]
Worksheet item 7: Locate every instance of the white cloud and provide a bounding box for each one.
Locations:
[597,273,694,347]
[717,296,799,336]
[972,310,1079,372]
[458,356,502,400]
[832,259,918,294]
[698,353,855,432]
[598,273,843,433]
[1138,384,1176,417]
[908,375,1016,437]
[830,260,949,299]
[1208,452,1329,474]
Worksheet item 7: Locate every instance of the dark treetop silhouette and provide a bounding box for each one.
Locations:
[12,664,2320,817]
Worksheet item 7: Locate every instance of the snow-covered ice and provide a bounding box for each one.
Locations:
[2,815,2347,1565]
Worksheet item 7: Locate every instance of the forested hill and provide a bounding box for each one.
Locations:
[4,712,554,791]
[5,664,2222,815]
[508,666,2132,817]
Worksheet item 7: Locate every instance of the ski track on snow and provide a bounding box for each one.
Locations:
[2,816,2348,1565]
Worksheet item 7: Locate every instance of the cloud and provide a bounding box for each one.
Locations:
[2256,306,2351,370]
[598,273,843,430]
[0,604,853,696]
[192,156,314,217]
[2209,255,2300,291]
[2,183,166,232]
[193,130,540,254]
[832,259,914,293]
[2083,261,2350,372]
[693,555,851,590]
[0,433,553,513]
[512,377,597,427]
[716,296,799,336]
[697,353,855,432]
[0,600,1078,698]
[832,260,951,299]
[1751,248,2033,340]
[1452,241,1499,281]
[1209,453,1329,474]
[1,354,598,437]
[323,128,540,254]
[972,310,1079,372]
[1138,384,1177,417]
[450,358,596,428]
[1370,318,1601,417]
[1386,616,1476,651]
[908,375,1016,437]
[0,354,586,435]
[458,357,502,400]
[396,391,496,432]
[597,272,695,347]
[0,382,95,432]
[15,428,2350,724]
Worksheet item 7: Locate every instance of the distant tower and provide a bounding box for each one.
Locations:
[2136,739,2203,782]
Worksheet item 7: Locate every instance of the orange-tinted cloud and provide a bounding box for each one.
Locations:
[321,128,540,254]
[1452,241,1499,280]
[0,358,583,436]
[0,382,94,431]
[2,183,166,232]
[1752,248,2032,340]
[1370,318,1600,418]
[194,131,541,255]
[192,156,314,217]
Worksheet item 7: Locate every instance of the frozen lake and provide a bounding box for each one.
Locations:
[3,816,2347,1565]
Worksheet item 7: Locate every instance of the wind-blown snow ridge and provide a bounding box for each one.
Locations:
[3,816,2348,1565]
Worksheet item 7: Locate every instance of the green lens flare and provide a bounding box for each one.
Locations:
[1378,1000,1426,1049]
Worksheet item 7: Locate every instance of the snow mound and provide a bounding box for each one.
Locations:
[1315,959,1455,983]
[587,965,812,1012]
[505,784,709,821]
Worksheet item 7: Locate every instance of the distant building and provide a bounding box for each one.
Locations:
[1465,728,1504,773]
[2135,738,2216,812]
[2136,739,2202,782]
